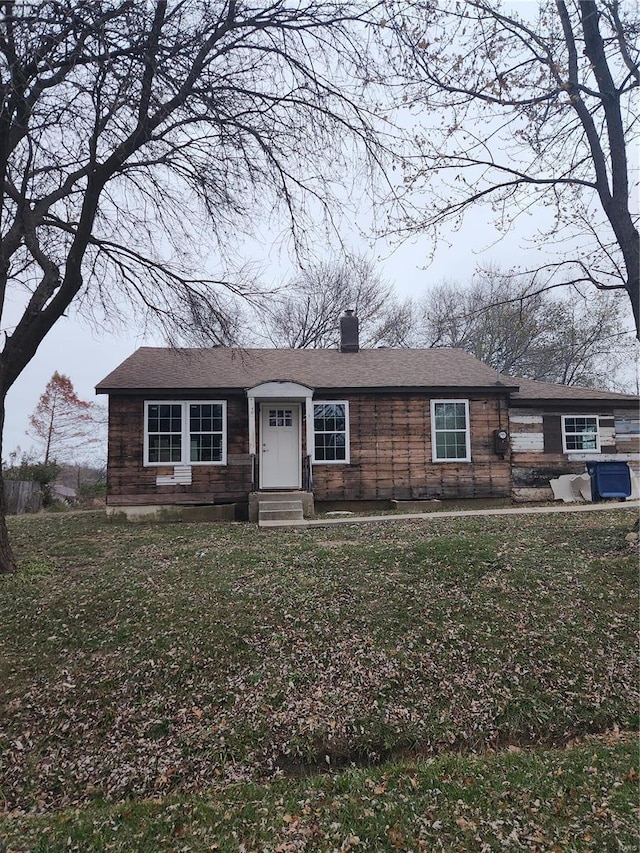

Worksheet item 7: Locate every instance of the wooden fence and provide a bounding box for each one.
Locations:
[4,480,42,515]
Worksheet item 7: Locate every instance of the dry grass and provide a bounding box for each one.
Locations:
[0,508,637,849]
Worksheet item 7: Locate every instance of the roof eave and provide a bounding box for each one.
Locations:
[312,384,518,395]
[511,396,638,407]
[97,383,519,396]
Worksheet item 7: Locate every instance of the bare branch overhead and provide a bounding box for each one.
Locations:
[380,0,639,335]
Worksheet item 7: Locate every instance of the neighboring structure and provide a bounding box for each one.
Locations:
[51,483,78,506]
[508,378,640,501]
[96,313,639,520]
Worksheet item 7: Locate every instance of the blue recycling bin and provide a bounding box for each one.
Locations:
[585,461,632,500]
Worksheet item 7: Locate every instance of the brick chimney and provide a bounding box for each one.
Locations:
[340,310,359,352]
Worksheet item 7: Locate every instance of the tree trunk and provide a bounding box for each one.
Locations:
[44,399,55,464]
[629,276,639,341]
[0,476,18,574]
[0,395,18,573]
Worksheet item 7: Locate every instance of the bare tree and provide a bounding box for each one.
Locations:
[0,1,387,572]
[418,271,635,389]
[27,372,103,464]
[382,1,639,335]
[258,255,414,349]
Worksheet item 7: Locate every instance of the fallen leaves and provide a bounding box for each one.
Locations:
[0,508,637,821]
[1,735,638,851]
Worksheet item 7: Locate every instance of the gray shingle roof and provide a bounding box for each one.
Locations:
[509,376,639,404]
[95,347,639,405]
[96,346,513,392]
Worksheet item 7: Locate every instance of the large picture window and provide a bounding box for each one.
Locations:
[431,400,471,462]
[562,415,600,453]
[313,401,349,463]
[144,401,227,465]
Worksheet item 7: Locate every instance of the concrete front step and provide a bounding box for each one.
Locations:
[259,510,305,522]
[259,500,303,512]
[249,490,314,522]
[258,499,304,524]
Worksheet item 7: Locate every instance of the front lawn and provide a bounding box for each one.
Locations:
[0,508,637,850]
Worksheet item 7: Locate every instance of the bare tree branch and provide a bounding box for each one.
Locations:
[253,254,413,349]
[416,268,636,389]
[381,0,639,334]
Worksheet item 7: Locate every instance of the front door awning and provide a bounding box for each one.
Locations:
[246,381,314,458]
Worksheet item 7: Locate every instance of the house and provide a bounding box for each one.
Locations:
[96,312,639,520]
[508,378,640,501]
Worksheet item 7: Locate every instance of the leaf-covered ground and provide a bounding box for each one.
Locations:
[0,508,637,849]
[2,734,637,852]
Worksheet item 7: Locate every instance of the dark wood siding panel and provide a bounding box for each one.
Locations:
[614,410,640,454]
[543,415,563,453]
[511,456,585,488]
[312,393,511,501]
[107,394,251,504]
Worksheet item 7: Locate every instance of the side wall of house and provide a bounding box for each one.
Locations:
[509,405,640,496]
[311,393,512,501]
[106,394,252,506]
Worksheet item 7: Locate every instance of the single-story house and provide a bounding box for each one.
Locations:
[96,312,639,520]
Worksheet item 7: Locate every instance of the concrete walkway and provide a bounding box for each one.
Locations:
[259,500,640,528]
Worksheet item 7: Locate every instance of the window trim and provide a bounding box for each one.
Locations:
[431,399,471,463]
[312,400,350,465]
[561,414,600,454]
[144,400,227,467]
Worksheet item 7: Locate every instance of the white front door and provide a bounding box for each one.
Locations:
[260,404,301,489]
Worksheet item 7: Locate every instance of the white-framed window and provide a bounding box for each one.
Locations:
[144,401,227,466]
[431,399,471,462]
[562,415,600,453]
[313,401,350,463]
